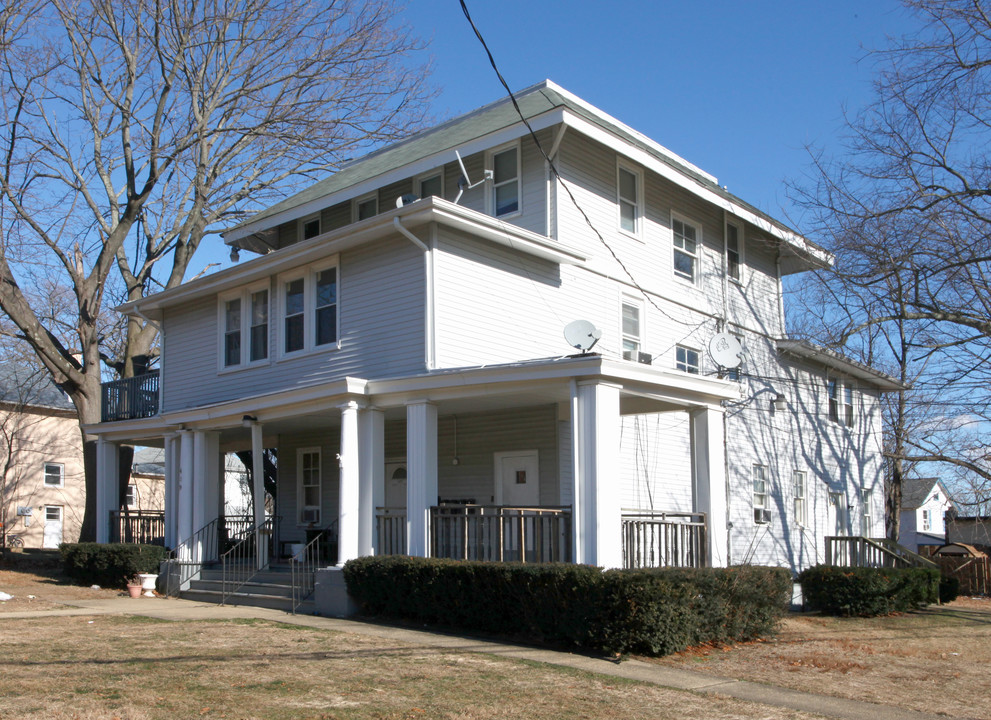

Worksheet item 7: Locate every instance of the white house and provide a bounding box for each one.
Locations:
[899,477,954,552]
[89,81,900,610]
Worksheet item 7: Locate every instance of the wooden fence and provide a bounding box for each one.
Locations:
[932,555,990,596]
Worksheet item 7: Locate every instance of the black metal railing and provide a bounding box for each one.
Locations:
[221,517,274,604]
[622,510,707,569]
[164,518,220,597]
[101,370,160,422]
[290,531,324,614]
[430,505,572,563]
[110,510,165,545]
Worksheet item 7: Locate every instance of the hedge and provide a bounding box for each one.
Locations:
[60,543,168,589]
[798,564,939,617]
[342,556,792,656]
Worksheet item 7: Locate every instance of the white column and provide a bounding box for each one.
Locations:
[406,400,438,557]
[337,401,361,566]
[250,421,267,569]
[358,407,384,556]
[691,406,728,567]
[95,438,119,544]
[177,430,194,549]
[574,380,622,569]
[163,434,179,548]
[191,431,221,562]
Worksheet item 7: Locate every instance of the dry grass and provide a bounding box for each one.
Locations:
[651,596,991,719]
[0,566,123,612]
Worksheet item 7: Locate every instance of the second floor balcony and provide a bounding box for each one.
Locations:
[101,370,160,422]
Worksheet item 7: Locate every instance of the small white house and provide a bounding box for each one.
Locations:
[899,477,954,552]
[90,81,900,609]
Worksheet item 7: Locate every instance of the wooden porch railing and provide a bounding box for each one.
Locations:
[825,536,939,569]
[622,510,707,569]
[110,510,165,545]
[376,507,407,556]
[430,505,572,563]
[100,370,160,422]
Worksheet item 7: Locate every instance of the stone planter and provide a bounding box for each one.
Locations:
[137,573,158,597]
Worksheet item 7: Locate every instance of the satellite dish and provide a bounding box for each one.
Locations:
[708,332,742,369]
[564,320,602,353]
[396,193,420,208]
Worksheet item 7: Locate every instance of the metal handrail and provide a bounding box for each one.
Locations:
[164,518,220,597]
[290,531,324,614]
[100,370,160,422]
[221,516,273,604]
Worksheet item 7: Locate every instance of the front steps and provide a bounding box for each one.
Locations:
[180,565,314,614]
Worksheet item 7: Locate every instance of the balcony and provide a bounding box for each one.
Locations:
[101,370,159,422]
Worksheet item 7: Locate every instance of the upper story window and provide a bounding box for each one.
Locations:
[301,214,321,241]
[44,462,64,487]
[220,284,270,370]
[355,194,378,222]
[725,220,743,282]
[793,470,807,526]
[278,258,339,358]
[125,484,136,506]
[675,345,700,374]
[828,377,855,427]
[617,163,642,236]
[418,173,443,199]
[672,214,700,283]
[621,298,642,361]
[753,464,769,524]
[490,144,520,217]
[922,508,931,531]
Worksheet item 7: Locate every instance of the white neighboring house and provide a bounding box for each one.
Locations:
[90,81,900,608]
[899,477,954,552]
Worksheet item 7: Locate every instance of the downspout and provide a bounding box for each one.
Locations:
[393,217,435,370]
[545,125,568,239]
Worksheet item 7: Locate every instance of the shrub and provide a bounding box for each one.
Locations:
[60,543,167,588]
[939,575,960,604]
[798,564,939,617]
[343,557,792,657]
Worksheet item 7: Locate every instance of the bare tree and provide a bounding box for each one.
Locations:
[792,0,991,530]
[0,0,431,539]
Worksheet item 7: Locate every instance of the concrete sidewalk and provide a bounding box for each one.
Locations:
[5,596,967,720]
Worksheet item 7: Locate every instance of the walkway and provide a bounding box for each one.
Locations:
[4,597,966,720]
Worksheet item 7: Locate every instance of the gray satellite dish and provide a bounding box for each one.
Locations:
[564,320,602,353]
[708,332,742,368]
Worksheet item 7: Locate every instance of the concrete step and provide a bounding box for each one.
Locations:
[188,578,294,599]
[181,587,296,612]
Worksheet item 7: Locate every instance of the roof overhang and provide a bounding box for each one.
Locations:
[776,339,905,391]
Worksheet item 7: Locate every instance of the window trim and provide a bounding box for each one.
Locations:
[753,464,770,524]
[827,376,856,428]
[621,296,643,361]
[487,141,522,219]
[417,171,444,201]
[353,193,378,223]
[861,488,873,536]
[217,280,272,373]
[43,462,64,487]
[725,219,744,283]
[671,212,702,285]
[617,161,643,239]
[297,447,322,526]
[300,213,321,242]
[793,470,807,527]
[125,484,136,507]
[675,344,700,374]
[276,256,341,361]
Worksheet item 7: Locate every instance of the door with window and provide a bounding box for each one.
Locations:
[43,506,63,548]
[494,451,539,562]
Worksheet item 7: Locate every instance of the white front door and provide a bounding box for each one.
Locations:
[494,450,539,507]
[43,506,63,548]
[384,462,407,508]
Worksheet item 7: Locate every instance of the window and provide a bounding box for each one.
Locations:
[793,471,807,526]
[220,285,269,369]
[43,462,64,487]
[672,215,700,282]
[298,448,321,525]
[726,221,742,282]
[922,509,931,532]
[278,259,340,357]
[301,214,321,241]
[355,195,378,221]
[621,299,642,361]
[125,484,136,507]
[753,465,769,524]
[861,489,873,536]
[675,345,700,374]
[490,145,520,217]
[617,164,642,236]
[419,173,443,199]
[828,378,855,427]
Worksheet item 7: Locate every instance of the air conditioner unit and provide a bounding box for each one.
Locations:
[16,507,32,516]
[301,508,320,524]
[638,352,652,365]
[754,508,772,525]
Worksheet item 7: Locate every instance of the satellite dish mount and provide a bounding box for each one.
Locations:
[708,332,743,369]
[564,320,603,355]
[453,149,494,205]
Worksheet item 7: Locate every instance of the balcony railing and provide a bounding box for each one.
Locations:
[431,505,572,563]
[101,370,160,422]
[825,536,938,570]
[110,510,165,546]
[376,507,407,556]
[622,510,707,569]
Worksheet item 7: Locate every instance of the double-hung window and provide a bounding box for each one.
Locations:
[220,284,270,369]
[675,345,700,374]
[828,377,855,427]
[490,145,520,217]
[793,470,807,526]
[44,462,64,487]
[621,299,642,361]
[279,259,340,357]
[922,509,931,531]
[861,489,873,536]
[672,214,700,282]
[726,221,742,282]
[753,465,769,524]
[298,448,321,525]
[617,163,642,236]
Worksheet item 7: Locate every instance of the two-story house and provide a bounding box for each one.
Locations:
[899,477,955,552]
[90,81,899,610]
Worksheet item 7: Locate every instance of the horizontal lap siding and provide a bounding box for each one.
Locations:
[619,413,693,513]
[162,237,425,411]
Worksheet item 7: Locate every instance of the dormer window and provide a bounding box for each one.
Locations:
[301,214,321,241]
[419,173,443,199]
[356,195,377,221]
[490,145,520,217]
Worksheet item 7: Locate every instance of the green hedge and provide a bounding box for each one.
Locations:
[60,543,167,589]
[342,557,792,656]
[798,564,939,616]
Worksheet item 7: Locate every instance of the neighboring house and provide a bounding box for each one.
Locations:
[898,477,954,552]
[0,368,84,549]
[90,81,899,607]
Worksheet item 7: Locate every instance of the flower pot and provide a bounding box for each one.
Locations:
[127,583,142,599]
[137,573,158,597]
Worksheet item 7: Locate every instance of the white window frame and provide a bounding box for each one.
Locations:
[828,377,856,428]
[753,465,770,524]
[621,296,643,361]
[125,484,136,507]
[43,462,64,487]
[725,219,744,283]
[675,345,700,374]
[297,447,322,526]
[487,142,521,218]
[793,470,807,527]
[617,161,643,238]
[277,257,340,360]
[861,488,873,536]
[354,193,378,222]
[300,213,321,242]
[922,508,931,531]
[417,171,444,200]
[671,212,701,284]
[217,281,271,372]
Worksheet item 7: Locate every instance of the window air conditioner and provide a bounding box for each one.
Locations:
[638,352,652,365]
[301,509,320,524]
[754,508,772,524]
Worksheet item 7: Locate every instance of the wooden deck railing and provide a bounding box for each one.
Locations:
[431,505,572,563]
[101,370,160,422]
[110,510,165,545]
[376,507,407,556]
[622,510,707,569]
[825,536,938,569]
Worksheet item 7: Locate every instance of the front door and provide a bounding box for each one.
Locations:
[494,450,540,506]
[384,462,407,508]
[43,506,63,548]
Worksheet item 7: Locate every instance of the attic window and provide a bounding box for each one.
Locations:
[356,195,378,221]
[302,215,321,241]
[419,173,443,199]
[490,145,520,217]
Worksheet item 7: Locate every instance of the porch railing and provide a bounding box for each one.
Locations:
[430,505,572,563]
[221,517,274,604]
[376,507,407,556]
[110,510,165,545]
[101,370,160,422]
[825,536,938,570]
[290,530,324,614]
[164,518,221,597]
[622,510,707,569]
